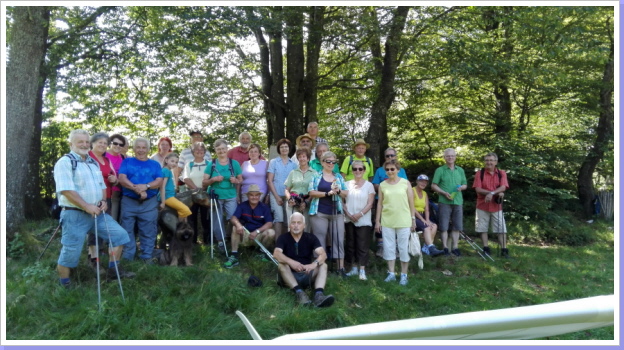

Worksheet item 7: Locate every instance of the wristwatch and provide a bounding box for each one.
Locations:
[314,260,320,266]
[255,229,260,235]
[489,191,495,196]
[146,183,151,189]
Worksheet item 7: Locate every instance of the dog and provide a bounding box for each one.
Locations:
[159,221,194,266]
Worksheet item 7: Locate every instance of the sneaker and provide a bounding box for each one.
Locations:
[296,290,312,306]
[376,244,384,258]
[336,268,348,279]
[345,267,359,277]
[483,246,491,255]
[501,248,510,258]
[223,255,239,268]
[384,271,396,282]
[313,292,335,308]
[421,245,430,256]
[443,247,450,256]
[399,273,408,286]
[107,265,136,279]
[451,248,461,257]
[359,269,367,281]
[430,245,445,257]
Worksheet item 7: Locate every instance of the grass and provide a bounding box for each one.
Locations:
[5,218,615,340]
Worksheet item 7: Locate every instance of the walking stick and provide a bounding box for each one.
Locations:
[210,191,214,259]
[499,200,507,257]
[103,214,126,302]
[93,214,102,311]
[243,228,279,266]
[37,223,62,261]
[460,231,494,262]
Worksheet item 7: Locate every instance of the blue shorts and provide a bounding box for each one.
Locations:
[57,209,129,268]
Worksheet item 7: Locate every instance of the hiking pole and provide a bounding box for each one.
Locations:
[103,213,126,302]
[93,214,102,311]
[38,223,62,261]
[498,200,507,257]
[212,191,229,258]
[460,231,494,262]
[244,228,279,266]
[210,191,215,259]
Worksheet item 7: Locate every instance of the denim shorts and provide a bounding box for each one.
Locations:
[58,209,129,268]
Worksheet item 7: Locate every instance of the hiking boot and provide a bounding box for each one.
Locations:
[483,246,491,255]
[451,248,461,257]
[359,269,367,281]
[376,244,384,258]
[313,292,335,308]
[384,271,396,282]
[223,255,239,268]
[345,266,359,277]
[501,248,510,258]
[107,265,136,280]
[443,247,450,256]
[421,245,431,256]
[430,245,445,257]
[217,241,226,253]
[336,268,348,279]
[296,290,312,306]
[89,258,106,275]
[399,273,408,286]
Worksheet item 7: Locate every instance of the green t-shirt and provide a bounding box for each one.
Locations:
[340,155,374,181]
[432,164,467,205]
[204,159,242,200]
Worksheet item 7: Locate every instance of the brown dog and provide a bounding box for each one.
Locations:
[168,221,194,266]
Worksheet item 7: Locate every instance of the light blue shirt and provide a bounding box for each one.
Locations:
[268,157,297,196]
[54,151,105,208]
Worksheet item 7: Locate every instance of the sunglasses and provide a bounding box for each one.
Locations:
[112,141,125,147]
[385,168,397,172]
[324,160,338,165]
[385,154,396,158]
[352,167,365,172]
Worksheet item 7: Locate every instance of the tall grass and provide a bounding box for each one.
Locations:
[5,219,614,340]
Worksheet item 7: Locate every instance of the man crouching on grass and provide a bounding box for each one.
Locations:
[273,212,335,308]
[54,129,135,289]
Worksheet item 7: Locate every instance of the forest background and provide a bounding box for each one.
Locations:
[5,4,615,247]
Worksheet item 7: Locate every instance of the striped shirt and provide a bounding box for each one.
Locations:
[54,151,105,208]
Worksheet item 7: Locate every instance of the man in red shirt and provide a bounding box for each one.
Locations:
[472,152,510,258]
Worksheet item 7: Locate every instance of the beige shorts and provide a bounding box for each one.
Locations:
[236,228,276,247]
[475,209,506,234]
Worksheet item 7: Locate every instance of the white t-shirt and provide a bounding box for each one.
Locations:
[344,180,375,227]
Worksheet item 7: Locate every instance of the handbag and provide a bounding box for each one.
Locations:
[408,230,424,270]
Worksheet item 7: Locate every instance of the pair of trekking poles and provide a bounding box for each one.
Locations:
[460,201,505,262]
[39,212,126,311]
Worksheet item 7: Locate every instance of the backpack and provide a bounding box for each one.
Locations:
[479,168,502,185]
[209,158,235,178]
[347,155,373,177]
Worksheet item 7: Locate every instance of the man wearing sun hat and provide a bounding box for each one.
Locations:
[291,133,317,162]
[340,138,374,181]
[223,184,275,268]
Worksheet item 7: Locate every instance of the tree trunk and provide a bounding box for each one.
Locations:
[6,7,50,237]
[285,7,305,142]
[577,34,614,219]
[365,6,410,166]
[304,6,325,126]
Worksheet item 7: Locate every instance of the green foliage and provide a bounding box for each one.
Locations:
[8,233,26,259]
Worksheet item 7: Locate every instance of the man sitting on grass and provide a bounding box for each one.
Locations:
[223,185,275,268]
[273,212,335,308]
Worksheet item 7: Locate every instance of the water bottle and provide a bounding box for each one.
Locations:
[449,185,461,200]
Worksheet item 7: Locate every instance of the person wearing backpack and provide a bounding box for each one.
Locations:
[202,139,243,254]
[472,152,510,258]
[340,139,375,182]
[54,129,135,288]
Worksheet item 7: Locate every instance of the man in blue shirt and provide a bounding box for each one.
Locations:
[224,185,275,268]
[118,137,163,262]
[54,129,134,288]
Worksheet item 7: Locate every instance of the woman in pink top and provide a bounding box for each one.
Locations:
[106,133,127,222]
[240,144,268,203]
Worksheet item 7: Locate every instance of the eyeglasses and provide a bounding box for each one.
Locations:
[352,167,365,172]
[112,141,125,147]
[385,168,397,172]
[324,160,338,165]
[385,154,396,158]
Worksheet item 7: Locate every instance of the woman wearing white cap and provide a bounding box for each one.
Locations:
[413,174,443,257]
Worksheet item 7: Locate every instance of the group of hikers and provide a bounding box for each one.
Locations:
[53,122,509,308]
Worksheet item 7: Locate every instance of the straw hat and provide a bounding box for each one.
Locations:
[246,184,263,195]
[295,133,316,148]
[352,138,370,150]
